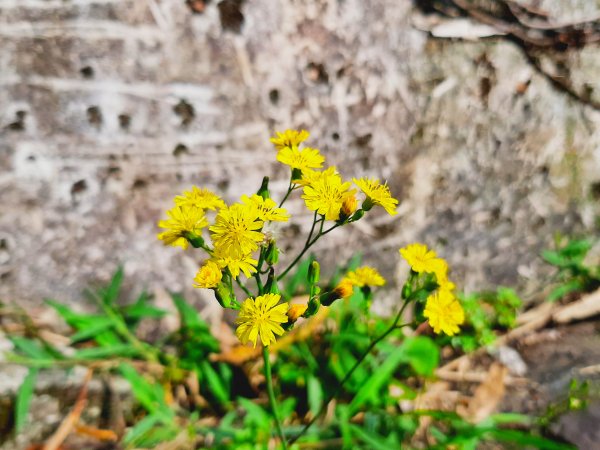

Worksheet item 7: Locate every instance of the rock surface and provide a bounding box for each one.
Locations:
[1,0,600,314]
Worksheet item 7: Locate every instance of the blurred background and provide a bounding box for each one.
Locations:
[1,0,600,315]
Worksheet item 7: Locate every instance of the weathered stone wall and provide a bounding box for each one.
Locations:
[1,0,600,313]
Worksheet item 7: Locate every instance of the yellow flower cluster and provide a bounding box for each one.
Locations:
[157,129,459,348]
[399,243,464,335]
[272,129,399,221]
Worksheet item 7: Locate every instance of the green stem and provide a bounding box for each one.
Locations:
[277,213,322,281]
[279,178,296,208]
[235,277,253,298]
[254,272,264,295]
[288,300,411,445]
[263,345,288,449]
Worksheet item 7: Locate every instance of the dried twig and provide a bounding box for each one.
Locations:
[43,368,93,450]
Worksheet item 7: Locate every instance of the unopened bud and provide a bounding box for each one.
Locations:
[287,303,308,323]
[264,268,281,295]
[350,209,365,222]
[341,194,358,218]
[308,260,320,285]
[265,241,279,266]
[215,282,236,309]
[184,232,205,249]
[321,279,354,306]
[257,176,271,200]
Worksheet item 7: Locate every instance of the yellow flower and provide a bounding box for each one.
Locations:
[193,260,222,289]
[175,186,226,211]
[302,167,353,221]
[277,146,325,172]
[270,129,310,151]
[353,177,398,216]
[157,205,208,249]
[235,294,289,347]
[287,303,308,322]
[212,247,258,279]
[399,243,440,274]
[424,289,465,336]
[345,266,386,288]
[335,278,355,298]
[210,203,264,258]
[241,194,290,222]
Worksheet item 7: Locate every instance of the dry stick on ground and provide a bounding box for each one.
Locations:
[438,288,600,377]
[43,368,94,450]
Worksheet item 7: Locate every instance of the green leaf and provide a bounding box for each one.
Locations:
[548,279,583,302]
[542,250,568,267]
[69,317,115,343]
[122,412,163,446]
[75,344,139,360]
[119,363,172,422]
[15,368,38,433]
[171,293,202,329]
[349,337,439,413]
[306,375,323,417]
[9,337,53,360]
[100,266,124,306]
[489,429,576,449]
[350,424,393,450]
[200,361,230,406]
[401,336,439,376]
[123,303,166,320]
[238,397,271,429]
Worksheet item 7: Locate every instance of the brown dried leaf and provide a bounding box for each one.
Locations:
[458,362,507,423]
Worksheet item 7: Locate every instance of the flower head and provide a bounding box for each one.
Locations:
[345,266,386,288]
[210,203,264,258]
[287,303,308,323]
[302,167,353,221]
[353,178,398,216]
[277,147,325,172]
[424,289,465,336]
[399,243,440,274]
[335,278,355,298]
[175,186,226,211]
[241,194,290,222]
[193,260,222,289]
[157,205,208,249]
[341,193,358,217]
[270,129,310,151]
[212,247,258,279]
[235,294,289,347]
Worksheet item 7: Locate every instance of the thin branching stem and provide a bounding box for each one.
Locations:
[288,300,411,445]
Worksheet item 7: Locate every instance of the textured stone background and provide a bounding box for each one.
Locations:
[1,0,600,315]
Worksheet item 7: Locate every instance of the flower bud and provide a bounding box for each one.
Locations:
[291,168,302,183]
[215,282,236,309]
[265,241,279,266]
[264,267,281,295]
[350,209,365,222]
[308,260,320,285]
[184,232,205,249]
[361,197,374,212]
[341,194,358,217]
[287,303,308,323]
[257,176,270,200]
[321,278,354,306]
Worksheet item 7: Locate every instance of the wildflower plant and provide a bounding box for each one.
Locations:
[156,129,469,448]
